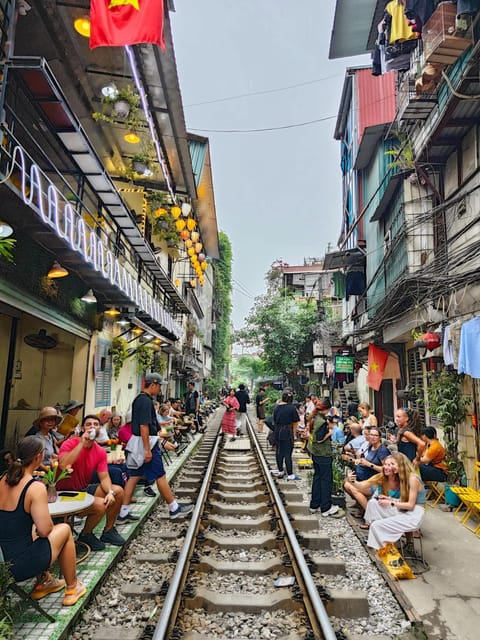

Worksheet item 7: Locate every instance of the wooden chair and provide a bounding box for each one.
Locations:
[0,546,55,622]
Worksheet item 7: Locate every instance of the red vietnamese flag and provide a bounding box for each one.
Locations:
[90,0,166,50]
[366,343,389,391]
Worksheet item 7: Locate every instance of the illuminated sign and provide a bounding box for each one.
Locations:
[10,145,181,339]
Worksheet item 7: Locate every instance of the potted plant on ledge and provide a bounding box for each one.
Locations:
[427,369,468,505]
[92,84,143,131]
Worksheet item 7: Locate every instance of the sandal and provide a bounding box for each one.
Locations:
[62,579,86,606]
[351,511,364,519]
[359,523,370,530]
[31,576,66,600]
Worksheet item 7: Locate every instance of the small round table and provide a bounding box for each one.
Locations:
[49,492,95,563]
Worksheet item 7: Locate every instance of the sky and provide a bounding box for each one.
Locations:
[171,1,369,329]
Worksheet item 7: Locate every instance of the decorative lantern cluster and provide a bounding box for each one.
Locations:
[148,196,208,286]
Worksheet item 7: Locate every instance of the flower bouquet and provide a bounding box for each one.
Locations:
[37,461,74,502]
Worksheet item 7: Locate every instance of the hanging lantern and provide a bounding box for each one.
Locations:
[185,239,193,248]
[414,332,441,351]
[195,242,203,253]
[154,207,167,218]
[190,279,196,288]
[181,202,192,217]
[191,256,199,266]
[190,231,200,243]
[187,247,195,257]
[180,229,190,240]
[186,218,196,231]
[171,206,181,219]
[174,278,181,287]
[201,261,208,271]
[175,218,186,231]
[198,253,205,262]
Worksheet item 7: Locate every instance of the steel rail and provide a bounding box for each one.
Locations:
[152,430,221,639]
[246,415,338,640]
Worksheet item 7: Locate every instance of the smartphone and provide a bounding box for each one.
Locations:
[58,491,79,497]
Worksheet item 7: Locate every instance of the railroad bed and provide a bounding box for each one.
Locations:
[11,410,423,640]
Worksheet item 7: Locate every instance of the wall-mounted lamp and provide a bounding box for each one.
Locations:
[81,289,97,303]
[116,317,131,327]
[104,306,121,317]
[101,82,119,99]
[132,327,144,335]
[48,260,69,278]
[0,220,13,238]
[73,15,90,37]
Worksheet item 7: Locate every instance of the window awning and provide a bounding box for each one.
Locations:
[323,248,366,270]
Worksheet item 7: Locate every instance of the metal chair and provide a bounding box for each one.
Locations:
[0,546,55,622]
[424,481,445,508]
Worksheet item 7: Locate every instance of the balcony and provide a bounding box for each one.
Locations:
[423,3,474,65]
[398,74,437,121]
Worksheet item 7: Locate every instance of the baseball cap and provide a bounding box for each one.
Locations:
[145,373,162,385]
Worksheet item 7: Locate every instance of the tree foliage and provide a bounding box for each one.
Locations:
[231,355,269,390]
[209,231,233,390]
[238,283,317,383]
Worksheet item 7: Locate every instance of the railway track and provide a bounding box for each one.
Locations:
[68,411,418,640]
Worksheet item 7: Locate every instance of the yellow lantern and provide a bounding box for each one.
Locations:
[187,247,195,257]
[201,261,208,271]
[171,206,181,219]
[154,207,167,218]
[195,242,203,253]
[175,218,186,231]
[199,278,205,286]
[190,279,196,288]
[174,278,181,287]
[186,218,196,231]
[191,256,198,266]
[185,239,193,248]
[190,231,199,243]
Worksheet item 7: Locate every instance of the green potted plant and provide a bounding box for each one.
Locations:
[0,237,16,263]
[92,84,143,131]
[427,369,468,505]
[110,337,129,380]
[135,343,154,375]
[385,131,416,172]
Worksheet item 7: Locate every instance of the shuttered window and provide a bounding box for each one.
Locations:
[95,338,112,407]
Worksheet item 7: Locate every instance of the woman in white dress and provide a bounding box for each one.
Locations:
[365,452,425,550]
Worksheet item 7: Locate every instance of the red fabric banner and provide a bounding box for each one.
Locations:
[90,0,166,50]
[366,343,389,391]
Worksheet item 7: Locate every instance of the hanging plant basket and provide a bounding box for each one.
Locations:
[113,99,131,118]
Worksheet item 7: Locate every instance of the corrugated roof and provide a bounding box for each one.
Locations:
[189,138,208,188]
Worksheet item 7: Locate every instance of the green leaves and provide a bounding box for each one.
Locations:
[0,238,16,263]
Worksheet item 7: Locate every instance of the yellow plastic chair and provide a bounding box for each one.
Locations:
[424,481,445,508]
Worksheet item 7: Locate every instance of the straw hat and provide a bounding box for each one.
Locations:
[33,406,62,427]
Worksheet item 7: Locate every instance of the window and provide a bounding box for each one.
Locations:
[95,338,112,406]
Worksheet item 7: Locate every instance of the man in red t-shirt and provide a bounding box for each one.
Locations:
[57,415,125,551]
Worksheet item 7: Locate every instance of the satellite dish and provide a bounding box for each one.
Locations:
[24,329,58,350]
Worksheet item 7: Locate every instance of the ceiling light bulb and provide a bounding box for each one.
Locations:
[143,167,153,177]
[47,260,69,278]
[124,131,140,144]
[74,16,90,37]
[104,306,121,317]
[0,220,13,238]
[81,289,97,303]
[132,327,143,335]
[117,317,131,327]
[101,82,119,99]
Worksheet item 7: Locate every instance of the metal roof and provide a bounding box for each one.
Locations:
[329,0,381,59]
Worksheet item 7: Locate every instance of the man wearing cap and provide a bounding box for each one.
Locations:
[120,373,193,521]
[308,398,341,518]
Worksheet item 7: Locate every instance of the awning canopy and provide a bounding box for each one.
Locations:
[323,247,366,270]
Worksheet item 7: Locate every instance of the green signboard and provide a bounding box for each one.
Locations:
[335,355,354,374]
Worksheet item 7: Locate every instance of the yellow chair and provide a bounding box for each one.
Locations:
[449,462,480,529]
[297,458,313,470]
[424,481,445,508]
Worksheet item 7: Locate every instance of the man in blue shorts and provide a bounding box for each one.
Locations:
[119,373,193,521]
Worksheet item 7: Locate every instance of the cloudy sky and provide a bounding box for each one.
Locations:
[171,1,369,328]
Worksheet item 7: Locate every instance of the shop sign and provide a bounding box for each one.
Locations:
[10,145,181,339]
[335,355,354,373]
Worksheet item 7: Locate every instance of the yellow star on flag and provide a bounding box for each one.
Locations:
[109,0,140,10]
[370,362,379,372]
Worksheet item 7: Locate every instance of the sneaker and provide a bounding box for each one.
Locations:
[118,512,141,523]
[170,503,194,519]
[276,472,285,479]
[143,486,156,498]
[31,576,66,600]
[78,532,105,551]
[100,526,126,546]
[62,579,87,606]
[309,507,320,514]
[321,505,340,518]
[287,474,301,481]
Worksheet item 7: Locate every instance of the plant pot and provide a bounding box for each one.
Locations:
[331,494,346,508]
[445,484,461,507]
[113,99,131,118]
[133,160,149,175]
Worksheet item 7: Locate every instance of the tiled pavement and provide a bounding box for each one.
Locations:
[11,432,204,640]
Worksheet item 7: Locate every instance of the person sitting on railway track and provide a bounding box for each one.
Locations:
[364,452,426,550]
[120,373,193,521]
[56,415,126,550]
[272,390,300,481]
[308,398,341,517]
[0,436,86,606]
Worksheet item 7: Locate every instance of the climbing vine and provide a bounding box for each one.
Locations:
[210,232,233,390]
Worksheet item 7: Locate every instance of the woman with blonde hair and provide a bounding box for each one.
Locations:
[364,452,426,550]
[358,402,377,428]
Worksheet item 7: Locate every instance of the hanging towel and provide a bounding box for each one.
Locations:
[458,317,480,378]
